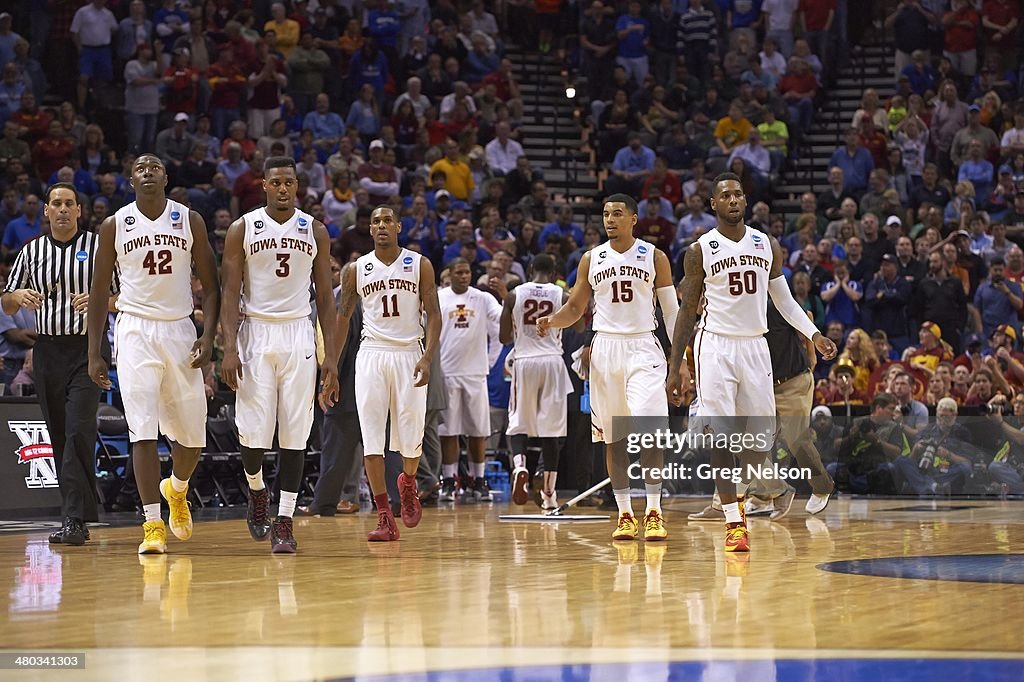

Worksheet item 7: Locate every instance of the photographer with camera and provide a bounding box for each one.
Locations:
[893,398,975,496]
[828,393,909,494]
[982,393,1024,495]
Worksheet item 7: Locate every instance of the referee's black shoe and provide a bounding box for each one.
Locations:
[49,518,87,545]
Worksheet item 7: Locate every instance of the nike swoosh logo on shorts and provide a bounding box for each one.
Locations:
[305,353,313,359]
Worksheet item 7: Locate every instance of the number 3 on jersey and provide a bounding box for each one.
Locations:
[382,293,400,318]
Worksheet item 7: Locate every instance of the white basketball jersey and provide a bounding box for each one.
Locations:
[697,225,773,337]
[241,208,316,321]
[512,282,563,358]
[356,248,423,346]
[438,286,502,376]
[587,239,657,334]
[114,200,194,321]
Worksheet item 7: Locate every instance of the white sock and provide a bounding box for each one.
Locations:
[645,483,662,514]
[170,474,188,493]
[613,488,633,516]
[278,491,298,518]
[143,503,161,523]
[246,468,265,491]
[513,454,526,469]
[471,461,486,478]
[442,463,458,479]
[723,502,742,524]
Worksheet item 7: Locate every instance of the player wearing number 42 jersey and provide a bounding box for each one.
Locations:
[538,194,679,542]
[219,156,339,554]
[321,206,441,543]
[667,173,837,553]
[87,154,221,555]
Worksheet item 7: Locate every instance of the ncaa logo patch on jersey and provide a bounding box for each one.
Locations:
[297,216,308,234]
[403,255,414,272]
[170,211,181,221]
[170,210,182,230]
[751,233,764,250]
[75,250,88,263]
[637,244,648,254]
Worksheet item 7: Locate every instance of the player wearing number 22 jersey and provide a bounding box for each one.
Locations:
[537,194,680,543]
[324,205,441,543]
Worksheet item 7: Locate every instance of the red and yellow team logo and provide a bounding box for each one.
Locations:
[450,304,475,328]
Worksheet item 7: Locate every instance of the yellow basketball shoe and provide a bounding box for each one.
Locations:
[160,478,193,541]
[138,520,168,555]
[642,509,668,541]
[611,512,640,541]
[724,522,750,553]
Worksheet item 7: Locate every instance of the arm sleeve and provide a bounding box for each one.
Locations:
[768,275,820,341]
[656,285,679,338]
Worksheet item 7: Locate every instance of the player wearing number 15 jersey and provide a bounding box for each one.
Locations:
[667,173,837,553]
[219,156,339,554]
[537,194,679,542]
[87,154,221,555]
[322,206,441,543]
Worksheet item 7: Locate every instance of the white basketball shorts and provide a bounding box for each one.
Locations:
[355,343,427,457]
[235,317,316,450]
[438,374,491,438]
[589,332,668,443]
[114,313,207,447]
[507,355,572,438]
[691,329,776,452]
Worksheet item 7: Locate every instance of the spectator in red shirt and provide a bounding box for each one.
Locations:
[162,47,199,116]
[858,118,890,171]
[221,120,257,161]
[231,149,266,217]
[32,120,74,181]
[799,0,836,70]
[981,0,1021,67]
[943,0,981,77]
[779,57,817,135]
[8,92,52,145]
[635,197,674,253]
[357,139,400,205]
[207,44,247,140]
[247,38,289,139]
[640,156,682,205]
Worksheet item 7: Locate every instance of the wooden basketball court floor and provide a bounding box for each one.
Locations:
[1,497,1022,681]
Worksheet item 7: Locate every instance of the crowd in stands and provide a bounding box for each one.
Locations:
[0,1,1023,497]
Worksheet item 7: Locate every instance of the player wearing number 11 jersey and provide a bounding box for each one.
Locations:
[321,206,441,542]
[537,194,679,542]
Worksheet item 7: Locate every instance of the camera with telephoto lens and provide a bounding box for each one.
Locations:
[983,400,1006,416]
[918,439,938,471]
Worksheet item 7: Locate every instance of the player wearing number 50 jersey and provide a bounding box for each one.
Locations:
[321,206,441,543]
[667,173,837,553]
[87,154,221,555]
[537,194,679,543]
[219,156,339,554]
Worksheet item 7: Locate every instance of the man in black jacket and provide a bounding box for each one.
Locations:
[865,254,913,354]
[913,250,968,354]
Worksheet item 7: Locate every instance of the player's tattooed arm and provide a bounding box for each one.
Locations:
[320,262,357,409]
[87,216,117,390]
[312,220,339,401]
[499,290,515,345]
[537,251,592,336]
[218,218,246,390]
[416,257,441,387]
[190,211,221,369]
[667,243,703,406]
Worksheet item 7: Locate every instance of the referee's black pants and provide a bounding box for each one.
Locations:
[33,335,105,522]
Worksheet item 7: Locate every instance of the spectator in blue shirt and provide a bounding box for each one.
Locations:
[615,1,650,87]
[829,128,875,196]
[729,0,764,29]
[302,93,346,149]
[820,259,863,328]
[958,139,994,208]
[1,193,40,256]
[606,133,656,197]
[350,39,390,106]
[974,258,1024,339]
[539,205,584,248]
[900,50,936,96]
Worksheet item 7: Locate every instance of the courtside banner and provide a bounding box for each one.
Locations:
[0,401,63,516]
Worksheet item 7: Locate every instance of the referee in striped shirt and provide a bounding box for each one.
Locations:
[1,183,111,546]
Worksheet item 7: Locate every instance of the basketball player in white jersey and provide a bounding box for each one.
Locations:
[667,173,837,552]
[537,194,678,542]
[219,156,338,554]
[498,253,574,509]
[437,258,503,502]
[87,154,221,555]
[321,206,440,542]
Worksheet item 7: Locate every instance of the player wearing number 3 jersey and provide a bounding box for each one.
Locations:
[537,194,679,542]
[321,206,441,543]
[667,173,838,553]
